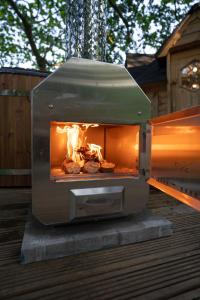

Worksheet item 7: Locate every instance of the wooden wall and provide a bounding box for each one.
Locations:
[157,7,200,114]
[0,73,45,187]
[169,48,200,112]
[142,83,169,117]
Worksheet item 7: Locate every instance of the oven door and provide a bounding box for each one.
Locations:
[147,105,200,211]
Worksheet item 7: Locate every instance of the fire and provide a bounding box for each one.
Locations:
[88,143,103,162]
[56,123,103,165]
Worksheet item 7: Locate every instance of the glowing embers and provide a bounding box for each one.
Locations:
[56,123,115,174]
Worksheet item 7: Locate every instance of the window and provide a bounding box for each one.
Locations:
[181,60,200,90]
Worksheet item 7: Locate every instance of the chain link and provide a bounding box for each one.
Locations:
[66,0,107,61]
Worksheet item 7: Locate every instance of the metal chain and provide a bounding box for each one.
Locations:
[66,0,107,61]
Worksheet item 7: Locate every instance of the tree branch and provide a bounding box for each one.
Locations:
[108,0,131,40]
[35,9,60,24]
[173,0,179,22]
[6,0,48,70]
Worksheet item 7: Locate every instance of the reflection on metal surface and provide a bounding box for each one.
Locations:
[150,106,200,208]
[151,125,200,179]
[71,185,123,196]
[150,105,200,125]
[148,178,200,211]
[70,186,124,220]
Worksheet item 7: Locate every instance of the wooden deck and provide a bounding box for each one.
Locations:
[0,189,200,300]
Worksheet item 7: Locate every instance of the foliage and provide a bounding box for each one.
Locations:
[106,0,197,62]
[0,0,197,70]
[0,0,66,70]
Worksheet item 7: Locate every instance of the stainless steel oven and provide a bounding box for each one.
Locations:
[31,57,200,225]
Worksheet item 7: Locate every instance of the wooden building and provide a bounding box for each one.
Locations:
[126,3,200,117]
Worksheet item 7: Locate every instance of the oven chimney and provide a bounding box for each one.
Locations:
[66,0,107,61]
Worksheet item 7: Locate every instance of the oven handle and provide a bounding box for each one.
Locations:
[84,198,116,207]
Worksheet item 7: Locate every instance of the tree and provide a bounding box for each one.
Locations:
[106,0,197,62]
[0,0,66,71]
[0,0,197,71]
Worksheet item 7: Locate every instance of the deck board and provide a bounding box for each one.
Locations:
[0,189,200,299]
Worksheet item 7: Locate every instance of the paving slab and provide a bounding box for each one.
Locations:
[21,210,173,264]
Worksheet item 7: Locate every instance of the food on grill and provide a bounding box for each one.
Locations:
[83,161,100,173]
[63,161,81,174]
[100,161,115,172]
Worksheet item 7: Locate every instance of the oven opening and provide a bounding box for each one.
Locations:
[50,122,140,181]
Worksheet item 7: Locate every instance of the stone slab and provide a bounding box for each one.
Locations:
[21,210,173,264]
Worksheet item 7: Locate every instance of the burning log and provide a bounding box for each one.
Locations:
[62,160,81,174]
[77,146,100,162]
[83,161,100,173]
[58,123,115,174]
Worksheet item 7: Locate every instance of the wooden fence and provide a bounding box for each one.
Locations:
[0,68,48,187]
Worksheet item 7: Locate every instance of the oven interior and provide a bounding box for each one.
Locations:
[50,122,140,181]
[150,111,200,202]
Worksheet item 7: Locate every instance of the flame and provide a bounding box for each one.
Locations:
[56,123,103,165]
[88,143,103,161]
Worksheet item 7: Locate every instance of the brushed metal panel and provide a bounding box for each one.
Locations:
[150,105,200,204]
[69,186,124,220]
